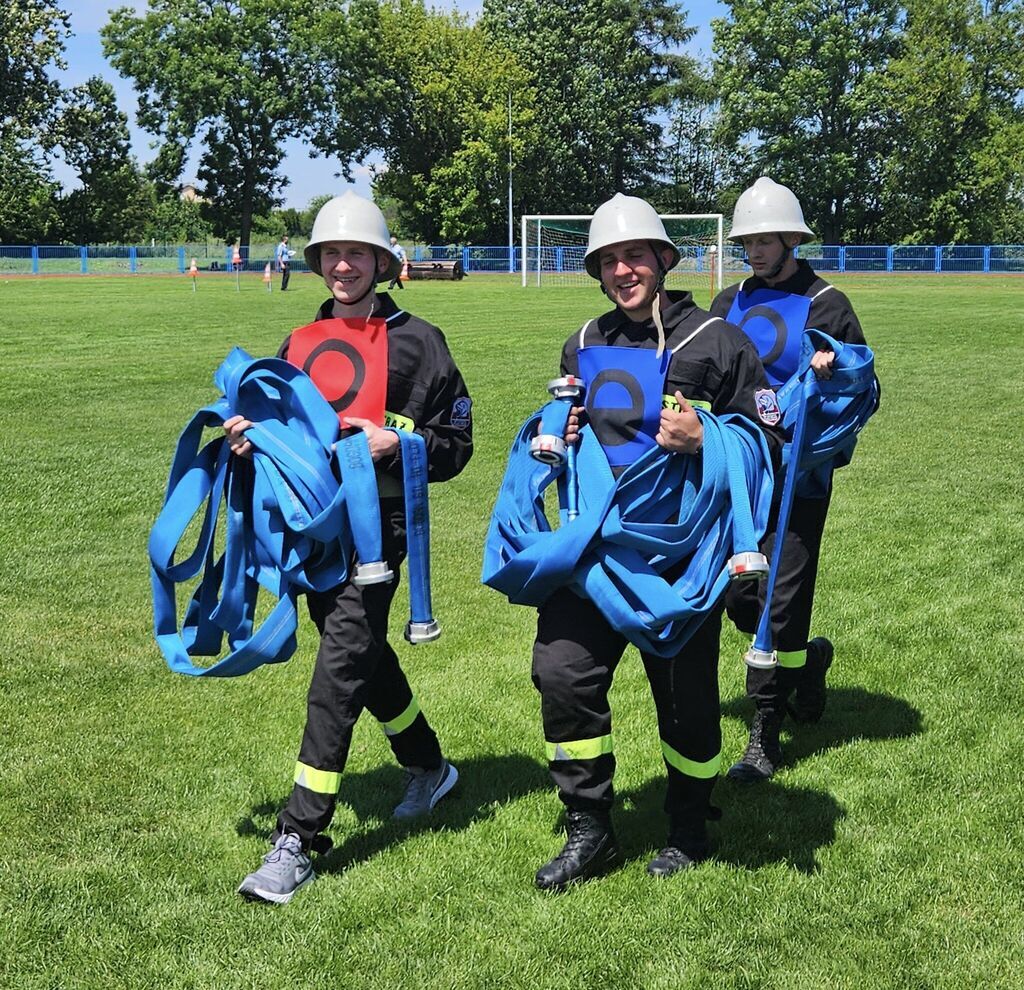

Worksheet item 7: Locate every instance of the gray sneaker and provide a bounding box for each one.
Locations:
[238,832,314,905]
[393,760,458,820]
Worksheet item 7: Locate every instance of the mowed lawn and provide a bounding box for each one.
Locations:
[1,271,1021,989]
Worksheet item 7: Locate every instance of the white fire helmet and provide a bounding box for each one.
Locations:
[584,193,681,279]
[304,190,402,282]
[728,176,815,243]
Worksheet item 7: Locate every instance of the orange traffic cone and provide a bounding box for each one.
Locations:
[263,262,272,292]
[400,259,410,281]
[189,257,198,291]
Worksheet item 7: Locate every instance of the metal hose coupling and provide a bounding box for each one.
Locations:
[405,619,442,644]
[744,644,778,669]
[530,375,587,467]
[353,560,394,586]
[727,551,770,581]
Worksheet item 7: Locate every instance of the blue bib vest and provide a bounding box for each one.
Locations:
[726,287,812,387]
[576,346,668,469]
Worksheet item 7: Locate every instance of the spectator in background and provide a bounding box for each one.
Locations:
[276,235,292,291]
[388,235,407,290]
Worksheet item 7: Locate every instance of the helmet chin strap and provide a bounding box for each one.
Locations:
[650,242,668,358]
[762,234,792,281]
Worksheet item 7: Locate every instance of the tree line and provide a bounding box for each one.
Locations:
[3,0,1022,248]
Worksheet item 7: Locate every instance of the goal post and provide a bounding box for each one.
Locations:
[521,213,725,295]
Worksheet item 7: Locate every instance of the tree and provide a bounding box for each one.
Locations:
[102,0,362,248]
[0,0,69,136]
[482,0,696,215]
[655,71,748,215]
[355,1,537,243]
[713,0,902,242]
[878,0,1024,243]
[0,137,61,242]
[0,0,69,241]
[52,77,153,243]
[145,195,212,244]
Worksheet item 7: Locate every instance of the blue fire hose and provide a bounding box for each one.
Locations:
[149,348,437,677]
[483,403,774,658]
[746,330,879,667]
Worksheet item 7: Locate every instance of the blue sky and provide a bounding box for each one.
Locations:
[55,0,726,208]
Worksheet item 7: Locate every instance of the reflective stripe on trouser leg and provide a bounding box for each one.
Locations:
[545,734,613,762]
[532,587,627,812]
[380,694,421,736]
[294,762,342,794]
[641,606,722,827]
[660,741,721,779]
[777,648,807,669]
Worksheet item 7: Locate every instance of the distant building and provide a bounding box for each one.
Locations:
[179,182,203,203]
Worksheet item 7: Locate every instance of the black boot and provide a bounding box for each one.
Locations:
[535,809,618,891]
[647,827,709,878]
[727,708,785,782]
[790,637,834,723]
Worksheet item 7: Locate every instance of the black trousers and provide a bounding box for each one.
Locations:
[725,488,831,711]
[278,502,442,845]
[280,261,290,291]
[531,587,722,838]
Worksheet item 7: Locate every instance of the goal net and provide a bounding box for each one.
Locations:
[522,213,725,294]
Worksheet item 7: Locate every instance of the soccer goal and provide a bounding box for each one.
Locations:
[521,213,725,293]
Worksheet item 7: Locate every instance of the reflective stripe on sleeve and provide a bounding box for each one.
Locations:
[545,734,614,762]
[660,740,721,779]
[294,762,342,795]
[380,696,421,737]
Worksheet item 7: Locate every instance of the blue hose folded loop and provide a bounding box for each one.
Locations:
[483,401,774,658]
[775,329,880,498]
[750,330,879,659]
[390,429,439,641]
[150,349,440,677]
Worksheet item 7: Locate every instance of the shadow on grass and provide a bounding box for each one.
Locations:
[236,752,549,875]
[609,688,922,874]
[614,776,844,874]
[721,685,923,770]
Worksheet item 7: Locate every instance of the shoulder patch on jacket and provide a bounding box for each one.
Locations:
[450,396,472,429]
[754,388,781,426]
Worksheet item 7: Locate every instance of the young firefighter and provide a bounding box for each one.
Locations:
[531,194,784,889]
[710,176,870,781]
[224,191,473,904]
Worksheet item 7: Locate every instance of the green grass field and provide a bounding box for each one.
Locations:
[2,271,1022,989]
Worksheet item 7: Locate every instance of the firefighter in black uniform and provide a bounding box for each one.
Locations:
[225,191,473,904]
[531,194,784,890]
[710,176,870,782]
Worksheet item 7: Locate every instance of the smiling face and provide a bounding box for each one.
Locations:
[597,239,674,322]
[319,240,388,308]
[740,232,802,283]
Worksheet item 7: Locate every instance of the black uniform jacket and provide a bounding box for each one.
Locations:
[560,290,785,466]
[710,259,867,347]
[277,293,473,484]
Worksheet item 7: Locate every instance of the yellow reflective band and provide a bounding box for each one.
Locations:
[662,394,712,412]
[778,649,807,669]
[384,410,415,432]
[545,734,613,762]
[380,696,420,737]
[294,762,342,795]
[660,741,721,779]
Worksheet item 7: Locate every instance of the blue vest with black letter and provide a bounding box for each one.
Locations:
[576,345,667,470]
[726,287,812,387]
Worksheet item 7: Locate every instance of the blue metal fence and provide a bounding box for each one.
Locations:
[1,242,1022,276]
